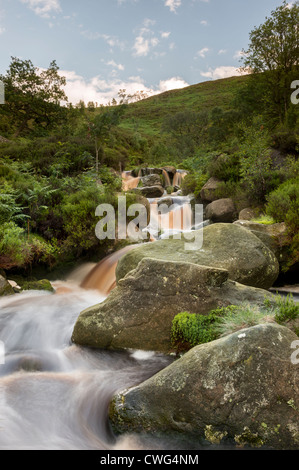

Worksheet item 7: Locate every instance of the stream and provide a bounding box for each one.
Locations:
[0,174,197,451]
[0,285,176,450]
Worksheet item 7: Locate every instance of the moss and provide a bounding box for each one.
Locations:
[234,427,265,448]
[204,425,228,445]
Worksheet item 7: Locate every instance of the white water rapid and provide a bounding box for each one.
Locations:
[0,281,174,450]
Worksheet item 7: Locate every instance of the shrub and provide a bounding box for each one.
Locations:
[264,294,299,325]
[265,178,299,271]
[207,153,240,182]
[181,172,208,198]
[266,179,299,225]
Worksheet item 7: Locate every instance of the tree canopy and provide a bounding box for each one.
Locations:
[241,1,299,123]
[0,57,68,137]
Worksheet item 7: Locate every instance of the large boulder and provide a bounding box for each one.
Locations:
[200,177,223,203]
[205,198,238,223]
[140,174,162,188]
[139,185,165,198]
[0,275,14,296]
[116,223,279,290]
[233,220,287,261]
[72,258,271,353]
[109,323,299,450]
[238,208,261,221]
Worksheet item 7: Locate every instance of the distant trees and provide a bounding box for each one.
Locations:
[241,0,299,124]
[0,57,68,137]
[162,110,209,157]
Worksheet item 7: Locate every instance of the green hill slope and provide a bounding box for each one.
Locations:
[120,75,249,136]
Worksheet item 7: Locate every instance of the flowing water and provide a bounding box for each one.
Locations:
[0,284,174,450]
[0,173,201,450]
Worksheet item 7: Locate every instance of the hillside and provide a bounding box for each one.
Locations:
[119,75,249,136]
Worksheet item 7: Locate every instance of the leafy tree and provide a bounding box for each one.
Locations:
[86,106,126,176]
[0,57,68,136]
[241,1,299,123]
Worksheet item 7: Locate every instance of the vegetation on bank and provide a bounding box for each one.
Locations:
[171,295,299,353]
[0,1,298,278]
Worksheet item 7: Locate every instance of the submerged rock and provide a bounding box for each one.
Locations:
[72,258,271,353]
[116,223,279,290]
[21,279,54,293]
[109,323,299,450]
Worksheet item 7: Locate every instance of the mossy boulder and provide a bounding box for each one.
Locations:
[72,258,271,353]
[0,275,15,296]
[21,279,54,292]
[116,223,279,290]
[109,323,299,450]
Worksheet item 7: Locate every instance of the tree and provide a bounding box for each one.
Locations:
[87,106,126,177]
[0,57,68,136]
[241,1,299,123]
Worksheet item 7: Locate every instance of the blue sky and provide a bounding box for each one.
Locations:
[0,0,289,105]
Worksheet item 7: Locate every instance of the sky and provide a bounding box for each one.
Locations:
[0,0,291,105]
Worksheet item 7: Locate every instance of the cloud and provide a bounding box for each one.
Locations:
[158,77,189,92]
[20,0,61,18]
[196,47,210,58]
[107,60,125,71]
[59,70,189,105]
[164,0,182,13]
[133,21,160,57]
[200,66,247,80]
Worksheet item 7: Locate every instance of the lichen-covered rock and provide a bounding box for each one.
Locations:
[205,198,238,223]
[139,185,165,198]
[233,220,287,261]
[140,174,162,188]
[109,323,299,450]
[116,223,279,290]
[72,258,270,353]
[0,275,14,296]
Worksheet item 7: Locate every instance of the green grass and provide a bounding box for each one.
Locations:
[119,75,250,137]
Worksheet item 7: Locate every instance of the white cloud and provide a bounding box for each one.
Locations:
[158,77,189,92]
[197,47,210,58]
[59,70,189,105]
[0,26,5,34]
[165,0,182,13]
[200,66,247,80]
[107,60,125,71]
[161,31,171,39]
[133,21,160,57]
[200,20,208,26]
[218,49,227,55]
[20,0,61,18]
